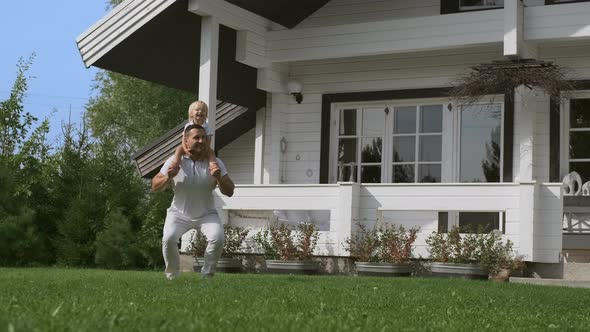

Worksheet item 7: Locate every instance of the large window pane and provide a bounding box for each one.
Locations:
[570,132,590,159]
[393,136,415,162]
[393,165,414,183]
[361,166,381,183]
[459,212,500,233]
[338,138,357,163]
[362,109,385,136]
[420,105,442,133]
[418,164,441,183]
[394,107,416,134]
[570,162,590,183]
[419,136,442,162]
[361,137,382,162]
[460,104,502,182]
[339,109,356,135]
[570,99,590,128]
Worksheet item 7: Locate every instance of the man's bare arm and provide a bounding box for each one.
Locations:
[216,174,235,197]
[151,165,180,192]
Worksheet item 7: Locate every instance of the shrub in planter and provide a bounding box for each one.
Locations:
[425,226,521,280]
[188,224,249,273]
[343,223,419,277]
[253,222,320,274]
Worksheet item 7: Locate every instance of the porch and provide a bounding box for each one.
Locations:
[181,181,564,263]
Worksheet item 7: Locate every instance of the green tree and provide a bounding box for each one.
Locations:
[0,54,37,157]
[86,71,193,152]
[95,209,142,269]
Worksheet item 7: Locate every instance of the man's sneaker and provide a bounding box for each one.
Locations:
[166,273,179,280]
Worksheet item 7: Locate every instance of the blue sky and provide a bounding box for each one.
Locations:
[0,1,109,146]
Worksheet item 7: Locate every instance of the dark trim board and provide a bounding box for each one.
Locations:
[503,91,514,183]
[545,0,590,5]
[320,88,514,184]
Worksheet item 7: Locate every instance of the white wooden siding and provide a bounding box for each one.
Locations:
[533,183,563,262]
[266,10,504,62]
[218,128,255,184]
[525,2,590,41]
[297,0,440,29]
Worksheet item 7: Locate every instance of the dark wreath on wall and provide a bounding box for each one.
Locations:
[449,59,575,105]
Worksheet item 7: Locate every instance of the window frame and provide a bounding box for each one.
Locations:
[330,98,453,184]
[559,90,590,179]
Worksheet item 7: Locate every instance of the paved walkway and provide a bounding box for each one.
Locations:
[510,277,590,288]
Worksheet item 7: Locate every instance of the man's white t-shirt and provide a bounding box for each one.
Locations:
[160,155,228,219]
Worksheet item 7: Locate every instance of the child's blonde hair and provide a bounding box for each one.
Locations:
[187,100,208,120]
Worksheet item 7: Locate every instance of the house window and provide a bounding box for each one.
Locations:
[336,107,386,183]
[567,98,590,181]
[392,105,443,183]
[459,0,504,11]
[332,102,443,183]
[460,103,503,182]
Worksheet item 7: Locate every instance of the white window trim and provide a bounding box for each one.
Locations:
[559,90,590,178]
[330,96,504,184]
[330,98,452,184]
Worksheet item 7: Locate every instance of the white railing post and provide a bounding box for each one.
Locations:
[518,181,536,261]
[336,182,360,256]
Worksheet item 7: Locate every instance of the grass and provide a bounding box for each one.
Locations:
[1,268,590,331]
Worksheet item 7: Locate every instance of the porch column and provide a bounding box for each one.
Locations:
[254,107,266,184]
[504,0,537,59]
[199,16,219,148]
[264,92,286,184]
[336,182,360,257]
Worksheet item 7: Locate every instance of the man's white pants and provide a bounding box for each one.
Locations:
[162,212,224,278]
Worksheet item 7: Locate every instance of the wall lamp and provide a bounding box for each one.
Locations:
[287,79,303,104]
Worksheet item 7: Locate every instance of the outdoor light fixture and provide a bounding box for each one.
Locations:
[287,79,303,104]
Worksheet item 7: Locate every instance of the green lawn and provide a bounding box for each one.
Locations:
[1,268,589,331]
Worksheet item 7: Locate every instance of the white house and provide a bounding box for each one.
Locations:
[77,0,590,267]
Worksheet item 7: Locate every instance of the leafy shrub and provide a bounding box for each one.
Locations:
[343,223,419,263]
[188,224,250,258]
[426,225,523,275]
[342,223,380,262]
[95,209,141,269]
[0,209,49,266]
[379,224,419,264]
[254,222,319,261]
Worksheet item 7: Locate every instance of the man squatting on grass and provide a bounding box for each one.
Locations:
[151,124,235,280]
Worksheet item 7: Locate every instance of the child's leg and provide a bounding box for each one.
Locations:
[171,144,184,167]
[207,136,220,177]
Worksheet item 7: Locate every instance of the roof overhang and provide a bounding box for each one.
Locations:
[76,0,265,111]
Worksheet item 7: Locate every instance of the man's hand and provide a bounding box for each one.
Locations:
[167,165,180,178]
[151,165,180,192]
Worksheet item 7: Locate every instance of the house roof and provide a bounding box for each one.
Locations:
[76,0,328,177]
[225,0,329,29]
[131,100,254,178]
